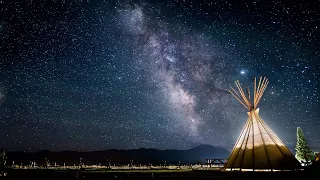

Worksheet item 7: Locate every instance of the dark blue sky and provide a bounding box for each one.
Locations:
[0,0,319,152]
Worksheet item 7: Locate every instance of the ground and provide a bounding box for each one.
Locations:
[3,168,319,179]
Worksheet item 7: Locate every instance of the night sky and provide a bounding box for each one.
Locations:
[0,0,319,152]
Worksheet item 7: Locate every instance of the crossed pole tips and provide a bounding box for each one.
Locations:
[228,77,269,111]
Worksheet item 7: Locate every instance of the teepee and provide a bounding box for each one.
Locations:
[225,77,301,171]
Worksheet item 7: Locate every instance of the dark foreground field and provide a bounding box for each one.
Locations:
[3,168,319,179]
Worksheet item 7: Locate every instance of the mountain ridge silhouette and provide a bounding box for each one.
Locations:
[4,144,229,165]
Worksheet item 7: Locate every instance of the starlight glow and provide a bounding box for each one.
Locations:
[0,1,318,151]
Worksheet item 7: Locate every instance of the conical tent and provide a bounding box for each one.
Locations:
[225,77,301,171]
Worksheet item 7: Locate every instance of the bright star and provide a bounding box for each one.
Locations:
[240,70,246,75]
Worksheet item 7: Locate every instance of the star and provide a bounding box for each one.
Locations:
[0,0,318,152]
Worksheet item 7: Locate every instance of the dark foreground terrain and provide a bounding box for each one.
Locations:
[3,168,319,179]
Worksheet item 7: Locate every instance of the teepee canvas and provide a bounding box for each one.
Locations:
[225,77,301,171]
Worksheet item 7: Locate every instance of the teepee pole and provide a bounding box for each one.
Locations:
[255,76,264,106]
[255,112,273,171]
[256,115,287,159]
[230,86,241,98]
[255,77,268,107]
[255,77,263,105]
[259,80,269,104]
[252,112,255,171]
[236,80,251,107]
[255,114,296,160]
[254,77,257,109]
[231,118,251,170]
[254,77,265,105]
[257,115,285,146]
[261,78,268,95]
[230,86,244,105]
[256,80,269,107]
[226,118,250,169]
[228,90,249,110]
[239,118,252,170]
[235,81,251,108]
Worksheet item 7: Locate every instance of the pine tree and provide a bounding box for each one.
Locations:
[0,151,7,176]
[295,127,314,165]
[0,151,6,167]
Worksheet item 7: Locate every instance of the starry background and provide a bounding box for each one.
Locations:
[0,0,319,152]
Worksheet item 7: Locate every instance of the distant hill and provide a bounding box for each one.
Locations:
[5,144,229,166]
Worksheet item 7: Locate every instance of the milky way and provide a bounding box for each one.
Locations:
[0,0,319,151]
[117,3,239,146]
